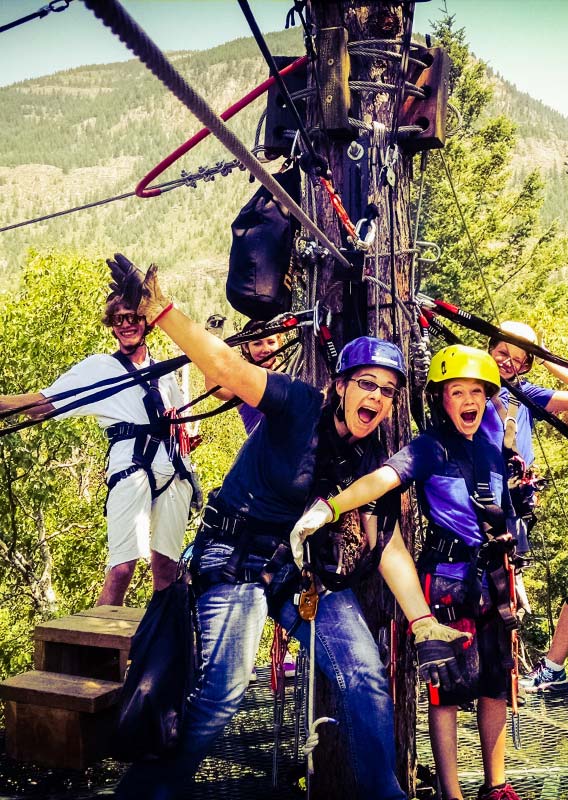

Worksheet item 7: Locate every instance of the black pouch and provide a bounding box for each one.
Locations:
[226,165,300,320]
[112,573,199,762]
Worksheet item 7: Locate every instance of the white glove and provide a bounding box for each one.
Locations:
[289,498,335,570]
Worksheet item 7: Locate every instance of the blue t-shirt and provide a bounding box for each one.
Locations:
[386,428,513,549]
[216,372,398,528]
[237,402,263,436]
[216,372,324,524]
[480,380,553,466]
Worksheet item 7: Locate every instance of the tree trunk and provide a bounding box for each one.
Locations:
[304,3,417,797]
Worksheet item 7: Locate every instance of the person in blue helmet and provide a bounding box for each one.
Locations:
[291,345,523,800]
[115,263,468,800]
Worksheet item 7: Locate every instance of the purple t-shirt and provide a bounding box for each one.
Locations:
[480,380,553,465]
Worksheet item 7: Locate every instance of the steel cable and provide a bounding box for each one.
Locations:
[82,0,350,269]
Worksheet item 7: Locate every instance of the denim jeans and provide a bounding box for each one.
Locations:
[116,572,406,799]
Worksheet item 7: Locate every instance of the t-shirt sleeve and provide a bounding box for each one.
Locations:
[385,434,446,486]
[257,371,321,420]
[41,357,97,419]
[521,380,554,409]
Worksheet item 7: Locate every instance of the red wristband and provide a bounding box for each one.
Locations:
[152,302,174,325]
[407,614,434,635]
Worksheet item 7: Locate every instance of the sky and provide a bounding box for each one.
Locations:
[1,0,567,117]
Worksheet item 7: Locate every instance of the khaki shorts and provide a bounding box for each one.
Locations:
[106,468,192,568]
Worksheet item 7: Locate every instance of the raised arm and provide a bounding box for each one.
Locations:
[138,266,267,408]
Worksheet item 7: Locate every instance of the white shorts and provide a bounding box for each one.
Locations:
[105,468,192,568]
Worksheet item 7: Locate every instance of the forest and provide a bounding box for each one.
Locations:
[1,10,568,699]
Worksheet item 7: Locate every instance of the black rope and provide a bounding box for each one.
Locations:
[0,316,312,435]
[420,296,568,371]
[0,0,70,35]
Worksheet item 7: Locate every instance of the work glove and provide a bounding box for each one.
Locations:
[106,253,145,308]
[411,616,471,692]
[289,498,335,570]
[138,264,172,324]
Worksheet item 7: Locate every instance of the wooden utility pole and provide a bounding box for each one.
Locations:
[303,3,419,797]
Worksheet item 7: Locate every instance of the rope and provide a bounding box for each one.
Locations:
[0,0,70,35]
[349,79,425,99]
[136,56,308,197]
[438,150,500,324]
[0,159,244,234]
[0,313,313,436]
[81,0,351,270]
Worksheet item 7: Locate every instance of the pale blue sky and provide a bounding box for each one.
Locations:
[1,0,567,116]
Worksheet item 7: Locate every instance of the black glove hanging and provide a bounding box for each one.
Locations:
[106,252,145,309]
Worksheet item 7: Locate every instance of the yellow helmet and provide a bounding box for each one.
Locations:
[427,345,500,396]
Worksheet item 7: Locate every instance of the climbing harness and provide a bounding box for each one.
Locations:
[104,351,195,504]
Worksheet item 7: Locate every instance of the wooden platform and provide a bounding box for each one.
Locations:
[0,605,145,770]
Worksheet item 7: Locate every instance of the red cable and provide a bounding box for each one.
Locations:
[136,55,308,198]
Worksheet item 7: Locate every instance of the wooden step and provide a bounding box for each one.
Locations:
[0,670,122,712]
[0,670,123,769]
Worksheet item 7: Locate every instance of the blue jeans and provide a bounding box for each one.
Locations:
[116,579,406,800]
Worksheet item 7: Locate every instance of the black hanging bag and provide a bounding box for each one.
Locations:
[112,565,199,762]
[226,164,301,320]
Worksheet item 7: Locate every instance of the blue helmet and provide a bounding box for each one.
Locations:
[335,336,407,386]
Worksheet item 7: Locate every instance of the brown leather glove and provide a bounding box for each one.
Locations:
[411,616,471,691]
[137,264,172,324]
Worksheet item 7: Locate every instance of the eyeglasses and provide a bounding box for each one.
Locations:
[348,378,398,398]
[111,313,145,327]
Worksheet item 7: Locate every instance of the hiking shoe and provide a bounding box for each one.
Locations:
[519,658,568,692]
[478,783,521,800]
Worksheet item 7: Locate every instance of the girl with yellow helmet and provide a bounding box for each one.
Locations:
[291,344,522,800]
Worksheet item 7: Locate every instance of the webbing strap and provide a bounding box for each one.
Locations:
[492,392,521,452]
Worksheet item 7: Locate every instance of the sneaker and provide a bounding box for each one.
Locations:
[519,658,568,692]
[478,783,521,800]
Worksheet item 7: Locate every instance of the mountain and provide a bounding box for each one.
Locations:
[1,27,567,320]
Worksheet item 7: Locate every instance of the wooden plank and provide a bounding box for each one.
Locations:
[5,699,117,769]
[34,613,139,649]
[34,640,125,681]
[76,604,145,622]
[0,670,122,713]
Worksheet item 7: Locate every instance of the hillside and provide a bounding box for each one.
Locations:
[1,26,567,319]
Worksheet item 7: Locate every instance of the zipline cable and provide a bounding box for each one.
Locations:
[0,0,71,35]
[0,159,244,235]
[438,150,500,324]
[81,0,351,270]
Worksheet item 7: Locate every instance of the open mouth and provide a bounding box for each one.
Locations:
[461,411,477,424]
[358,406,378,424]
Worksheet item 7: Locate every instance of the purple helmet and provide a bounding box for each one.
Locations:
[335,336,407,386]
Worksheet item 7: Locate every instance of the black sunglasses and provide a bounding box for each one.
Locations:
[348,378,399,399]
[111,313,145,327]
